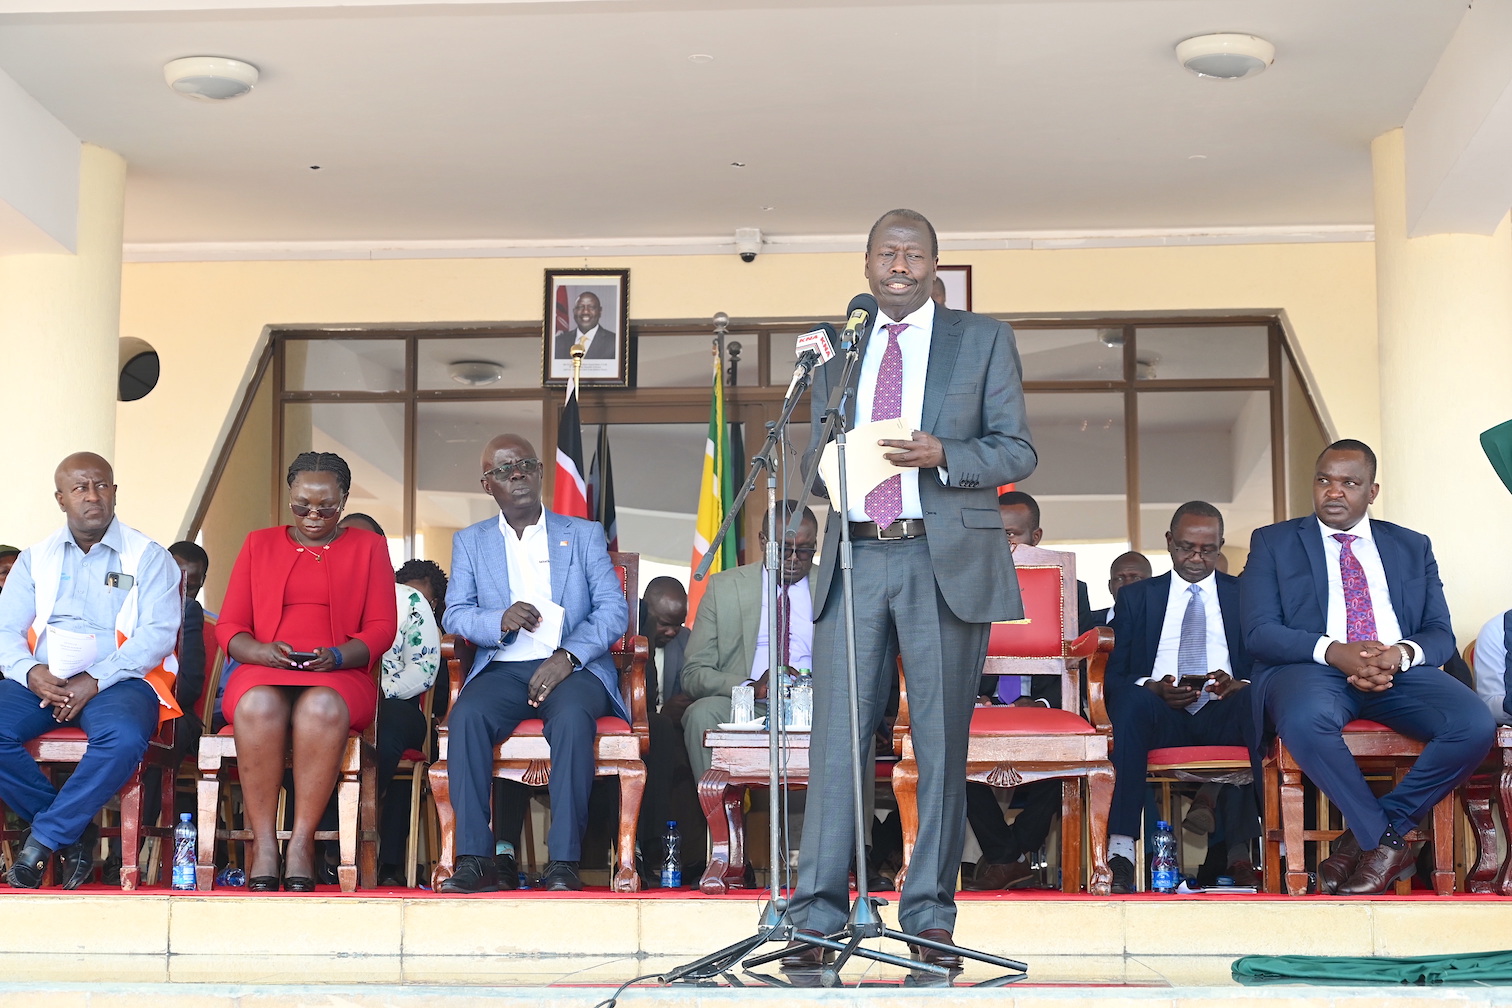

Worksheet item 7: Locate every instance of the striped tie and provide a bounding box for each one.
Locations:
[1178,583,1210,714]
[863,323,909,529]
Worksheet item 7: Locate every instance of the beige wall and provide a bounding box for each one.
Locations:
[116,240,1380,559]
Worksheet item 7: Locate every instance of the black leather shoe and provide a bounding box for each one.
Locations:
[494,851,520,891]
[1336,841,1420,895]
[1110,854,1137,894]
[7,833,53,889]
[59,822,99,890]
[283,875,317,892]
[439,854,501,894]
[541,860,583,891]
[1317,831,1361,894]
[780,929,833,970]
[248,875,280,892]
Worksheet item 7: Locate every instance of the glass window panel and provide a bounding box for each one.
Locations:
[1017,392,1128,597]
[1133,326,1269,381]
[639,333,756,387]
[417,336,546,390]
[282,401,406,566]
[1136,389,1273,555]
[1015,328,1125,382]
[415,400,543,575]
[284,339,405,392]
[1284,358,1328,521]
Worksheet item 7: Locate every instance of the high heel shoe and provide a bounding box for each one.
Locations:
[283,875,317,892]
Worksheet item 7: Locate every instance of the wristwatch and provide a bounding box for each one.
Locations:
[557,647,582,669]
[1397,644,1412,672]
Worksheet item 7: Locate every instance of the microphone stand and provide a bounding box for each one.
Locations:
[740,317,1029,987]
[656,337,818,985]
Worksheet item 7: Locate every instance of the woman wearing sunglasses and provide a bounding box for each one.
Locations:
[215,451,397,891]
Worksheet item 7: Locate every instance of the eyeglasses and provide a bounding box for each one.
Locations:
[1170,544,1221,558]
[779,546,816,560]
[483,458,543,481]
[290,502,342,520]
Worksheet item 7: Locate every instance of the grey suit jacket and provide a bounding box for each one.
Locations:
[443,509,629,720]
[806,305,1037,622]
[681,563,763,701]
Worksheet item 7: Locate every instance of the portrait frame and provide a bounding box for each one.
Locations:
[543,268,631,387]
[935,264,972,311]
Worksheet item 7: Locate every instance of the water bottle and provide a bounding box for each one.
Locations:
[172,812,196,890]
[1151,820,1178,894]
[660,820,682,888]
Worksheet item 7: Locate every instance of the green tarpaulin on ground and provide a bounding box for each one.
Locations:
[1234,950,1512,985]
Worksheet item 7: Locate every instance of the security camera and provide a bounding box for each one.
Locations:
[735,227,762,263]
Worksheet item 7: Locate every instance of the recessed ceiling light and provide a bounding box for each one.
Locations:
[449,360,505,386]
[1175,33,1274,80]
[1188,154,1208,160]
[164,56,259,101]
[688,54,714,64]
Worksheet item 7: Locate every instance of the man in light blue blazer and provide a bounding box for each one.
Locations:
[1242,439,1493,895]
[440,434,627,893]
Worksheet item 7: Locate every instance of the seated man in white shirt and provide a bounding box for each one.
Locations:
[681,501,817,781]
[1474,611,1512,728]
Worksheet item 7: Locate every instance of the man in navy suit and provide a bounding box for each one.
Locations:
[1104,502,1257,892]
[1242,439,1493,894]
[440,434,628,893]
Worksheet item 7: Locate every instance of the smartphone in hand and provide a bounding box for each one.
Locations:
[1177,673,1210,692]
[288,650,321,666]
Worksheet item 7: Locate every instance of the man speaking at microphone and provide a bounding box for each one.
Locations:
[784,209,1036,969]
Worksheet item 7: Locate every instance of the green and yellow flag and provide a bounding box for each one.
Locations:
[689,342,738,620]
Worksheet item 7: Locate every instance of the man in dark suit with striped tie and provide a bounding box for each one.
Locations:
[1241,439,1494,894]
[1103,502,1256,893]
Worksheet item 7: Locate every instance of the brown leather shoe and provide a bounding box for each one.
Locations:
[966,860,1035,891]
[779,929,832,970]
[1316,831,1361,894]
[909,928,963,970]
[1336,842,1419,895]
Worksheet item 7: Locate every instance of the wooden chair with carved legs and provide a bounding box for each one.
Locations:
[893,544,1115,895]
[428,551,649,892]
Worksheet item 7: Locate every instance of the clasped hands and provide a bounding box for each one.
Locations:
[27,664,98,722]
[1327,640,1406,692]
[502,602,573,708]
[1145,670,1246,710]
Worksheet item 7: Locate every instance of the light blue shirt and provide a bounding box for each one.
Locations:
[0,518,182,691]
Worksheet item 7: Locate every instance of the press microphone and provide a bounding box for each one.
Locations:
[783,349,820,401]
[841,293,877,350]
[782,323,836,400]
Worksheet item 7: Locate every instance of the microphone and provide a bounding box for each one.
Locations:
[841,292,877,350]
[783,349,820,401]
[782,323,835,400]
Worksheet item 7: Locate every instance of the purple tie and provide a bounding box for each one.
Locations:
[1332,533,1378,641]
[864,323,908,528]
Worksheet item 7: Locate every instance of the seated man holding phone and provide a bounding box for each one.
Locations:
[1102,502,1258,893]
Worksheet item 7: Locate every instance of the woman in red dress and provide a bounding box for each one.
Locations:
[217,452,398,891]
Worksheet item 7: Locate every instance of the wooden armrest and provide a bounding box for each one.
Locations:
[1084,626,1114,734]
[440,634,475,723]
[623,634,650,743]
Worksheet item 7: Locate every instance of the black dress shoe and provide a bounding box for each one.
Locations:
[494,851,520,891]
[439,854,501,894]
[60,822,99,890]
[8,834,54,889]
[1317,831,1361,894]
[283,875,317,892]
[541,860,583,891]
[247,875,280,892]
[909,928,963,970]
[1336,841,1419,895]
[1110,854,1137,894]
[779,929,833,970]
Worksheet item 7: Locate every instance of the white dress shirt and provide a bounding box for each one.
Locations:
[844,298,935,521]
[1140,572,1232,687]
[495,509,555,662]
[1474,611,1512,726]
[747,572,814,682]
[1309,516,1422,667]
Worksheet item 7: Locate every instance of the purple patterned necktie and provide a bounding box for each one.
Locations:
[1332,533,1378,641]
[863,323,909,528]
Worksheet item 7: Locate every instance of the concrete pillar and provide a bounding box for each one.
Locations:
[0,143,125,545]
[1372,127,1512,641]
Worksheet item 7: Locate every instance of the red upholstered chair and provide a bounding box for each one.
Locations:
[893,544,1115,895]
[1262,723,1458,896]
[427,551,649,892]
[0,718,177,890]
[194,675,379,891]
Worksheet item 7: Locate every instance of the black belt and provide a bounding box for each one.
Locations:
[848,519,927,540]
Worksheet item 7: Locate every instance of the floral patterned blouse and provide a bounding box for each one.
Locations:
[381,584,440,701]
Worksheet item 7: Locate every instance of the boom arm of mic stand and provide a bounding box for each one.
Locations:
[784,323,873,541]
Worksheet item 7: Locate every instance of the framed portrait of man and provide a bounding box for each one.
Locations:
[935,264,972,311]
[543,268,631,387]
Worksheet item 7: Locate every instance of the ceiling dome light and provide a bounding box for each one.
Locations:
[164,56,259,101]
[448,360,505,386]
[1175,33,1274,80]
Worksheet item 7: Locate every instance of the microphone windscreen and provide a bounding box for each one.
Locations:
[847,292,878,318]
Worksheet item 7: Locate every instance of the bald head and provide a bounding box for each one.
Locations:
[54,451,117,548]
[643,576,688,648]
[55,452,112,491]
[481,435,534,470]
